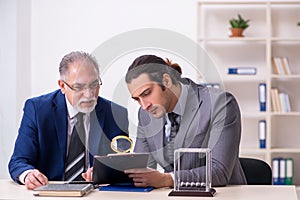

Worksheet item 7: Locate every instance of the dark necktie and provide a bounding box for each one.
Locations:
[64,112,86,181]
[165,112,180,164]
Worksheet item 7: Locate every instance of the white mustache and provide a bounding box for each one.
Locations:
[79,97,97,104]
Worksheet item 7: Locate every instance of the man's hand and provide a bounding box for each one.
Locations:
[124,168,173,188]
[82,167,93,181]
[24,169,48,190]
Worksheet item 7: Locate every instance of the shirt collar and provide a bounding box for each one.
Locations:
[65,97,78,119]
[172,82,188,116]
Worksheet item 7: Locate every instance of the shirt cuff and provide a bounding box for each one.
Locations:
[169,172,175,182]
[18,169,34,184]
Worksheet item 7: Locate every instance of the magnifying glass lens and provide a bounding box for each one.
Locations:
[111,136,133,153]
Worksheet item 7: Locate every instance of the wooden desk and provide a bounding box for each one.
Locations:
[0,180,298,200]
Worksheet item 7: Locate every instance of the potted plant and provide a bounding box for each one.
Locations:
[229,14,250,37]
[297,22,300,26]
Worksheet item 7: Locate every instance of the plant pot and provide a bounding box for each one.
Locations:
[230,28,244,37]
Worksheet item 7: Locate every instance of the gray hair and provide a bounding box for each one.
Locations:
[59,51,99,79]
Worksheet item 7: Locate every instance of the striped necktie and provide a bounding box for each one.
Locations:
[64,112,86,181]
[165,112,180,165]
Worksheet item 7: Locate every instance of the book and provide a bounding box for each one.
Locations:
[278,93,291,112]
[271,57,279,75]
[258,83,266,112]
[279,93,286,112]
[274,88,281,112]
[271,91,291,113]
[228,67,256,75]
[272,57,292,75]
[271,88,281,112]
[258,120,266,149]
[281,57,291,75]
[283,93,291,112]
[281,93,291,112]
[33,183,94,197]
[270,89,277,112]
[274,57,284,75]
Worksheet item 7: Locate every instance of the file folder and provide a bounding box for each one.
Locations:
[279,158,286,185]
[99,184,154,192]
[285,158,293,185]
[258,120,266,149]
[272,158,280,185]
[259,83,266,111]
[228,67,257,75]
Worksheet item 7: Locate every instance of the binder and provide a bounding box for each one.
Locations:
[285,158,293,185]
[279,158,286,185]
[258,83,266,111]
[228,67,256,75]
[258,120,266,149]
[272,158,280,185]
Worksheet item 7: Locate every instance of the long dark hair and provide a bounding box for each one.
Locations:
[125,55,183,88]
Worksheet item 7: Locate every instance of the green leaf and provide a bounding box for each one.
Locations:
[229,14,250,29]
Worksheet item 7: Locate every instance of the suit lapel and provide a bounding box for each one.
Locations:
[52,91,68,162]
[89,107,104,157]
[175,83,203,149]
[145,114,166,165]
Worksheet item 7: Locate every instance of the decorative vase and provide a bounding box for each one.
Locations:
[230,28,244,37]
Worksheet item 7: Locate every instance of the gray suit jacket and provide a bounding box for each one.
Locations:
[134,79,246,186]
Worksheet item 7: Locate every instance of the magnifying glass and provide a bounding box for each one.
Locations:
[110,135,133,153]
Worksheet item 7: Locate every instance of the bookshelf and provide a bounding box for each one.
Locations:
[197,0,300,189]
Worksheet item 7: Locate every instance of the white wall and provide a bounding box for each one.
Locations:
[0,0,31,179]
[31,0,197,95]
[0,0,197,178]
[0,0,17,179]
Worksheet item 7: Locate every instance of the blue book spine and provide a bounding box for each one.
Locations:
[259,83,266,112]
[258,120,266,149]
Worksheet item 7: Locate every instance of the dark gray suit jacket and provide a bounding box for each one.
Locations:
[134,79,247,186]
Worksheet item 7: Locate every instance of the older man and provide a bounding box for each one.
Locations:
[9,51,128,189]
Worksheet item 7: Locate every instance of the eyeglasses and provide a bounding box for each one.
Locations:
[63,79,102,92]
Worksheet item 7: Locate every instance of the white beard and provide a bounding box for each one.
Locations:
[74,97,97,113]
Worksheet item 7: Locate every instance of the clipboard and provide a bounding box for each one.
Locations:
[92,153,149,184]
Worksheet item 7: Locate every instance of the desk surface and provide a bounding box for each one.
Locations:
[0,180,298,200]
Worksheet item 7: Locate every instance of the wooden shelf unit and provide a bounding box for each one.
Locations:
[197,0,300,189]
